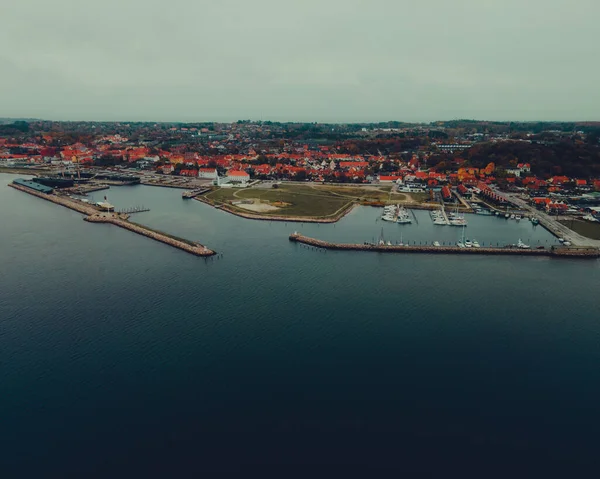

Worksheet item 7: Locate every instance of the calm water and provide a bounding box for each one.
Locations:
[2,174,600,476]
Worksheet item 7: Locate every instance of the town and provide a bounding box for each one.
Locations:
[2,119,600,245]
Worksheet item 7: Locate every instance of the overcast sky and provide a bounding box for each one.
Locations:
[1,0,598,122]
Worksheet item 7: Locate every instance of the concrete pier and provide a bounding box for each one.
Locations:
[85,215,215,256]
[9,182,215,257]
[289,233,600,259]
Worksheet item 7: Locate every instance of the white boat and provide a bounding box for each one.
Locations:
[558,238,565,243]
[397,217,412,224]
[517,239,530,249]
[515,215,521,221]
[450,217,468,226]
[505,213,510,219]
[381,214,396,222]
[457,242,466,248]
[434,218,448,225]
[464,239,473,248]
[510,214,516,219]
[433,241,441,247]
[472,239,481,248]
[531,217,539,225]
[563,241,572,246]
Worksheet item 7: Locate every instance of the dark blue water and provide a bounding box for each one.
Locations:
[2,174,600,476]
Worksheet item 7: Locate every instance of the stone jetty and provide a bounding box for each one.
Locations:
[9,182,215,257]
[289,233,600,259]
[85,215,215,256]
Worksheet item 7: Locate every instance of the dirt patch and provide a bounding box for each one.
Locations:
[237,202,280,212]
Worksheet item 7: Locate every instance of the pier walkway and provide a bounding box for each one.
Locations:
[9,183,215,257]
[289,233,600,259]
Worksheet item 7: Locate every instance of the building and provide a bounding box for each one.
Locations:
[13,178,53,194]
[198,168,218,179]
[226,170,250,184]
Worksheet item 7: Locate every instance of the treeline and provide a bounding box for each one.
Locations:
[463,140,600,178]
[0,121,29,135]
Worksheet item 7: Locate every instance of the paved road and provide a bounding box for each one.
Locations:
[502,192,600,248]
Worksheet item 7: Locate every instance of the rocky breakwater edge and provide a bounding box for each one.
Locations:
[289,233,600,259]
[9,183,216,257]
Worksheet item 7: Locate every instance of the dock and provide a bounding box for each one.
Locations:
[182,187,210,199]
[289,233,600,259]
[9,182,215,257]
[84,215,214,256]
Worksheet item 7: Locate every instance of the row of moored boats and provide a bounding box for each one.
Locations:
[382,205,413,224]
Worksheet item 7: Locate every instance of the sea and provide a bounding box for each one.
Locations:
[1,173,600,476]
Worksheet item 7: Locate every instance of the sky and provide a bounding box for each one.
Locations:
[1,0,598,122]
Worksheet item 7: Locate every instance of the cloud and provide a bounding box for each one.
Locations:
[0,0,598,121]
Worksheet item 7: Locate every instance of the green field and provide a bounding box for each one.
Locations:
[205,184,353,217]
[559,219,600,240]
[204,183,432,218]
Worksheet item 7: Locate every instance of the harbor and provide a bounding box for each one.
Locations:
[8,180,215,257]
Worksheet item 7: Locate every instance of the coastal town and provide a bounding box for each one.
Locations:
[2,119,600,255]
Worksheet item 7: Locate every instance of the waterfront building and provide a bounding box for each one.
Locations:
[198,168,218,180]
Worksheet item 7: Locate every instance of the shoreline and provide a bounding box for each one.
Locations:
[8,183,215,257]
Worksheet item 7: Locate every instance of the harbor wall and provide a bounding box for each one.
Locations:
[289,234,600,259]
[9,182,215,257]
[84,215,215,256]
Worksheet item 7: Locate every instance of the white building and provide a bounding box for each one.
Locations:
[226,170,250,184]
[198,168,218,179]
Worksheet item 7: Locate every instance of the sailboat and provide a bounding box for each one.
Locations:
[457,224,466,248]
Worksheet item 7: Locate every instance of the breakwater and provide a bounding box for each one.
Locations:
[195,195,356,223]
[85,215,215,256]
[289,233,600,259]
[9,182,215,257]
[9,183,99,215]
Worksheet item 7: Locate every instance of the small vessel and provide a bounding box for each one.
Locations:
[381,214,396,222]
[531,217,539,225]
[472,239,481,248]
[505,213,510,219]
[396,207,412,224]
[558,238,565,243]
[563,241,572,246]
[464,239,473,248]
[182,191,194,199]
[433,241,441,247]
[510,214,516,219]
[517,239,530,249]
[457,242,466,248]
[515,215,521,221]
[450,217,468,227]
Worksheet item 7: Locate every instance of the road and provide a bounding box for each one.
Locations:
[501,191,600,248]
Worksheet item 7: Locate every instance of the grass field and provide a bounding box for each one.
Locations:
[205,184,353,217]
[204,183,432,218]
[559,219,600,240]
[312,185,407,202]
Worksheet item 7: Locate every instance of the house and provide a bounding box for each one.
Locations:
[161,164,174,174]
[198,168,218,179]
[378,175,402,183]
[441,186,453,201]
[226,170,250,184]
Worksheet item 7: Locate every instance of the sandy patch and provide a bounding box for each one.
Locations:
[237,203,280,212]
